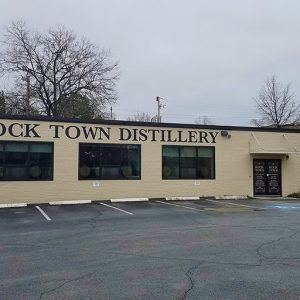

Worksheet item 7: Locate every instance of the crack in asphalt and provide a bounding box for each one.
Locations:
[2,214,300,299]
[181,261,203,300]
[1,223,298,249]
[256,228,300,262]
[37,270,97,300]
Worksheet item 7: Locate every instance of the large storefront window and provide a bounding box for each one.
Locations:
[162,145,215,179]
[0,142,53,181]
[79,143,141,180]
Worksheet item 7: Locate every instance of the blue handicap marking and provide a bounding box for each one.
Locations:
[267,204,300,209]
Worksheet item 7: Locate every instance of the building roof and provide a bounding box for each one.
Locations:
[0,114,300,133]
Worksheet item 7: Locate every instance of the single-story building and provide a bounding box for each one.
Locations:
[0,115,299,204]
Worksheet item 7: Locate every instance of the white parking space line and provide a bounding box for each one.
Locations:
[204,199,266,210]
[35,206,52,221]
[156,200,205,212]
[98,202,134,215]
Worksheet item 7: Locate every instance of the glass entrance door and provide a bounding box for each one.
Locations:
[253,159,281,196]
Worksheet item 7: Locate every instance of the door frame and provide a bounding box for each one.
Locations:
[253,159,282,196]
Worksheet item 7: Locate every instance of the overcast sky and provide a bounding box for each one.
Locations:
[1,0,300,125]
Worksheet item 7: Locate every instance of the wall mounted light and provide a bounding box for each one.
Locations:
[221,130,231,138]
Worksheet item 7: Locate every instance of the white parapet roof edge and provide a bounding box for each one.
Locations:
[0,203,27,208]
[165,196,200,201]
[111,198,149,203]
[49,200,92,205]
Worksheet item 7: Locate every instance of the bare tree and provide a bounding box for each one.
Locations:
[0,21,119,117]
[252,76,300,127]
[194,115,213,125]
[127,112,152,122]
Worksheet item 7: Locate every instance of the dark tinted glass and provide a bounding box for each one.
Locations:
[120,145,140,179]
[29,144,53,180]
[162,146,179,179]
[100,145,122,166]
[79,143,141,180]
[162,145,215,179]
[180,147,197,179]
[79,144,100,179]
[4,143,29,180]
[197,147,214,179]
[0,142,53,181]
[0,143,3,179]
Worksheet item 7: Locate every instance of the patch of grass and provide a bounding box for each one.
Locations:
[287,192,300,198]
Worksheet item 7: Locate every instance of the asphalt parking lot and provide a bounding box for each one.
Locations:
[1,198,300,299]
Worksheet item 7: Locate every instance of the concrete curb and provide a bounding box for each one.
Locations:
[110,198,149,203]
[215,195,248,200]
[49,200,92,205]
[1,195,289,208]
[165,197,200,201]
[0,203,27,208]
[163,196,250,201]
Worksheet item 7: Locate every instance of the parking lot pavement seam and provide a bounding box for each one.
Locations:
[255,227,300,263]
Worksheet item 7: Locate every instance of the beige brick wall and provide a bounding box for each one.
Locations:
[0,119,299,204]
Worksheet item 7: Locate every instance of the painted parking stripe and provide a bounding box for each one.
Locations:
[35,206,52,221]
[98,202,134,215]
[204,199,266,210]
[156,200,205,212]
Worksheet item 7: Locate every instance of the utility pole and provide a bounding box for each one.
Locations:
[23,74,30,115]
[156,96,165,123]
[110,106,113,119]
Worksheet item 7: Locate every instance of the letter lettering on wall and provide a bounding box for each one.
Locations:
[188,131,197,143]
[160,130,166,142]
[167,130,178,142]
[209,131,219,143]
[132,129,138,141]
[0,123,6,136]
[148,129,160,141]
[139,129,148,141]
[199,131,209,143]
[119,128,132,140]
[82,126,98,139]
[178,130,188,142]
[65,126,81,139]
[99,127,110,140]
[50,125,64,138]
[0,121,220,144]
[24,124,40,138]
[8,123,23,137]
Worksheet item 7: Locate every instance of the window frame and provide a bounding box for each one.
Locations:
[78,142,141,180]
[162,145,215,180]
[0,141,54,182]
